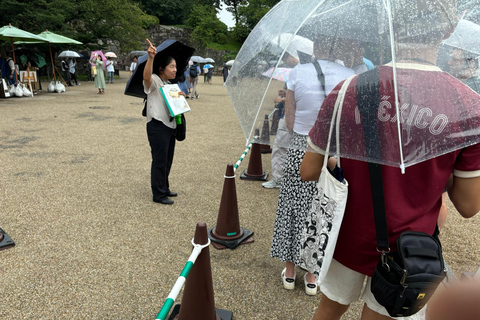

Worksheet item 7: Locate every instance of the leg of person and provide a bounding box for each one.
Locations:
[195,77,199,98]
[191,80,197,100]
[147,119,175,204]
[263,118,290,189]
[313,295,350,320]
[360,305,394,320]
[165,132,176,197]
[313,259,365,320]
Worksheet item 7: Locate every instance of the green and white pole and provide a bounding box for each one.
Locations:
[233,142,253,172]
[155,238,211,320]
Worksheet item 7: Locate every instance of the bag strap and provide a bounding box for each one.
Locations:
[323,76,354,169]
[312,59,326,95]
[356,69,390,250]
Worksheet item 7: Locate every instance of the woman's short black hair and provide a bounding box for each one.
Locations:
[158,56,175,70]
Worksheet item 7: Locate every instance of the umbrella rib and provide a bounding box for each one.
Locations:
[247,0,328,143]
[384,0,406,173]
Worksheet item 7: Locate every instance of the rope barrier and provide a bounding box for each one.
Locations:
[155,238,211,320]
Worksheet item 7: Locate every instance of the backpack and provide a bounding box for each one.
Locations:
[189,65,198,78]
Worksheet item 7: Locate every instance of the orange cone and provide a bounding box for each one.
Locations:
[0,228,15,251]
[240,130,268,181]
[173,222,229,320]
[260,114,272,154]
[208,164,254,250]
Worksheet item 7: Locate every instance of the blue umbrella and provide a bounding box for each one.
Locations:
[203,64,214,69]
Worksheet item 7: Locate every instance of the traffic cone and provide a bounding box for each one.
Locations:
[260,114,272,154]
[240,129,268,181]
[171,222,232,320]
[270,107,280,136]
[0,228,15,251]
[208,164,254,250]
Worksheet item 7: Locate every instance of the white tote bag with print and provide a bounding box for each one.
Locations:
[299,77,353,286]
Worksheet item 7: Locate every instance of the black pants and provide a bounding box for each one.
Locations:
[147,119,176,201]
[70,72,78,85]
[64,70,71,86]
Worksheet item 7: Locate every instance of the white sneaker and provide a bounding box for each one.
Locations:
[262,179,281,189]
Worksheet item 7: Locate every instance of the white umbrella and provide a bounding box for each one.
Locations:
[225,60,235,67]
[205,57,215,63]
[190,56,207,63]
[105,52,118,58]
[58,50,81,58]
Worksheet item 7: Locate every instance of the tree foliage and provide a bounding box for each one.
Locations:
[186,5,227,48]
[1,0,158,52]
[223,0,246,25]
[2,0,280,53]
[230,0,280,42]
[139,0,222,26]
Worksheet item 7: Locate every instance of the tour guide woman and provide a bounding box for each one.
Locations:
[143,39,185,205]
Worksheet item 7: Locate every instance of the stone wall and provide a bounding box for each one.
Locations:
[112,25,234,73]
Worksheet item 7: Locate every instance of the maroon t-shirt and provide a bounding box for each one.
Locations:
[308,64,480,276]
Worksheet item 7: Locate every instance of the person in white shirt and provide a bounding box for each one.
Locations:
[129,56,137,77]
[143,39,186,205]
[270,35,354,296]
[106,57,115,83]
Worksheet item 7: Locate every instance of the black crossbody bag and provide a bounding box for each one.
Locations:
[356,69,446,317]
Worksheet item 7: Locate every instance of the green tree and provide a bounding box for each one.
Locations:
[233,0,280,41]
[139,0,194,25]
[138,0,221,25]
[222,0,246,25]
[186,4,227,48]
[1,0,158,52]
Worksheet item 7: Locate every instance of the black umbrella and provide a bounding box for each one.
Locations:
[124,39,195,99]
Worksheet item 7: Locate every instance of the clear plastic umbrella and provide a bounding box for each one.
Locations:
[105,52,118,58]
[58,50,82,58]
[226,0,480,171]
[190,56,207,63]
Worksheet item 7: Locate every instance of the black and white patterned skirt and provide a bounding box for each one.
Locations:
[270,132,318,265]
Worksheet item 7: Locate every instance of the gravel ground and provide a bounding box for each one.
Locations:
[0,71,479,320]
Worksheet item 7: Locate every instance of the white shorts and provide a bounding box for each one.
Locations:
[320,259,420,319]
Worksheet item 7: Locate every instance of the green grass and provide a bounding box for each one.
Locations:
[207,39,242,52]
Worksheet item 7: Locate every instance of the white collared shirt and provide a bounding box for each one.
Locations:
[143,74,176,129]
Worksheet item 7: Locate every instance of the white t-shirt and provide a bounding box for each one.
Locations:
[287,60,354,135]
[106,60,115,72]
[143,74,176,129]
[130,62,137,72]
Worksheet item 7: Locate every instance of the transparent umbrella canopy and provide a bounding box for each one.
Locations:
[225,0,480,171]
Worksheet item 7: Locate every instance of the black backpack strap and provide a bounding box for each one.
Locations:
[312,59,326,94]
[356,69,390,250]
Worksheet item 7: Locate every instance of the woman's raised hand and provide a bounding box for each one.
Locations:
[146,39,156,58]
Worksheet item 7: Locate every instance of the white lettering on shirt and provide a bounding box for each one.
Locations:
[354,95,450,135]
